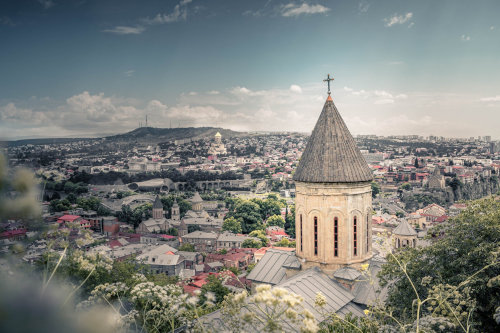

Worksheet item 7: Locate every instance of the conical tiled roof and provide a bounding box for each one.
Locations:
[153,195,163,209]
[393,219,417,236]
[293,96,373,183]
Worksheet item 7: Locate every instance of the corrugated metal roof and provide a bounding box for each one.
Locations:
[293,97,373,183]
[201,267,365,332]
[351,260,388,307]
[333,267,361,281]
[246,249,300,285]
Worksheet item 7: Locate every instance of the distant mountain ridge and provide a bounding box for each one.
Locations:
[5,127,245,147]
[105,127,245,144]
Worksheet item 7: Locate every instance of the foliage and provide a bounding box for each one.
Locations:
[249,229,269,247]
[226,199,263,233]
[274,238,296,248]
[200,274,231,305]
[379,197,500,331]
[222,216,243,234]
[188,224,202,233]
[179,243,196,252]
[241,238,263,249]
[267,214,285,227]
[209,284,320,332]
[166,227,178,236]
[0,153,42,225]
[371,181,381,198]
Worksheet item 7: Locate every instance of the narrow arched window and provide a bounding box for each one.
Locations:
[300,214,303,252]
[353,216,357,256]
[366,215,369,253]
[334,217,338,257]
[314,216,318,255]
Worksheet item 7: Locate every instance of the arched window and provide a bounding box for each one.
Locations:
[353,216,357,256]
[366,215,369,253]
[334,217,338,257]
[300,214,303,252]
[314,217,318,256]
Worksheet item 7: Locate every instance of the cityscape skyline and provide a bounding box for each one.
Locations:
[1,0,500,140]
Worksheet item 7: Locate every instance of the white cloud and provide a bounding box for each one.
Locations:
[103,26,145,35]
[124,70,135,77]
[490,26,495,30]
[207,90,220,95]
[290,84,302,93]
[358,1,370,13]
[384,12,413,27]
[461,34,471,41]
[280,3,330,17]
[480,95,500,102]
[38,0,54,9]
[142,0,191,25]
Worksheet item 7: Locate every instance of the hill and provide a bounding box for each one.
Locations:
[105,127,245,144]
[5,127,245,147]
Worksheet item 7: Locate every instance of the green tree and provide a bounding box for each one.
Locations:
[379,198,500,331]
[229,200,263,233]
[199,274,231,305]
[179,243,195,252]
[249,230,269,247]
[222,216,243,234]
[400,182,412,191]
[266,214,285,227]
[241,238,262,249]
[274,238,296,248]
[371,181,381,198]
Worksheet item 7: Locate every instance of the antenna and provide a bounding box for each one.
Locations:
[146,115,148,127]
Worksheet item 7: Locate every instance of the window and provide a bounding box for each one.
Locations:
[353,216,357,256]
[366,215,369,253]
[314,217,318,255]
[300,214,303,252]
[334,217,338,257]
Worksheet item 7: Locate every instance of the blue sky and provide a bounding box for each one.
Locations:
[1,0,499,139]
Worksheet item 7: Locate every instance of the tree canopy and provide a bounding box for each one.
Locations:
[379,197,500,331]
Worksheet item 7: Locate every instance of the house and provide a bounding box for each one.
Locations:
[136,244,184,276]
[181,231,218,252]
[216,232,254,250]
[205,248,255,270]
[57,215,90,229]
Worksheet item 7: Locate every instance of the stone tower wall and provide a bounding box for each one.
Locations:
[295,181,372,271]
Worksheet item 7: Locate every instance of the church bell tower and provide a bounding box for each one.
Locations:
[293,75,373,271]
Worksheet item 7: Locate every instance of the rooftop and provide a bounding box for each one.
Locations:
[293,96,373,183]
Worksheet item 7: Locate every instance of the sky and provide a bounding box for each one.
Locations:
[1,0,500,140]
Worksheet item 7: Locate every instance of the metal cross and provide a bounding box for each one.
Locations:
[323,74,334,95]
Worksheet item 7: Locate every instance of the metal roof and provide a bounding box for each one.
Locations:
[246,249,300,285]
[393,219,417,236]
[293,97,373,183]
[333,267,361,281]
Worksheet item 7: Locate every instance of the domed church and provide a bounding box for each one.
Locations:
[293,75,373,272]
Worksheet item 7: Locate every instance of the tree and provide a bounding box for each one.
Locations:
[395,212,405,218]
[379,198,500,331]
[414,158,419,168]
[199,274,230,305]
[178,243,195,252]
[241,239,262,249]
[249,230,269,247]
[284,205,295,238]
[222,216,242,234]
[274,238,295,248]
[188,225,202,233]
[229,200,263,233]
[166,227,178,236]
[371,181,381,198]
[266,214,285,228]
[400,183,412,191]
